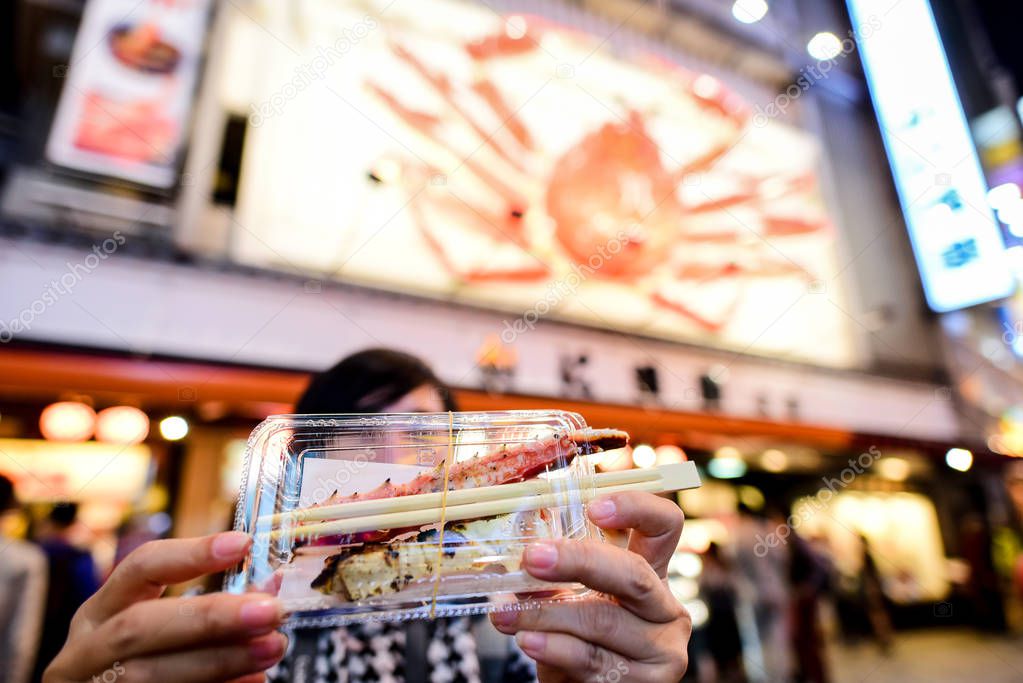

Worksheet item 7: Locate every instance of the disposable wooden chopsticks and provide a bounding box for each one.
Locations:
[265,461,700,542]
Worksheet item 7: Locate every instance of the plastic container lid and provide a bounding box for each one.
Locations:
[224,410,625,626]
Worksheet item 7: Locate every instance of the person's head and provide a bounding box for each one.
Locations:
[49,502,79,529]
[0,474,14,513]
[296,348,456,414]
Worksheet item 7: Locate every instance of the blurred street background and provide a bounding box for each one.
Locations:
[2,0,1023,681]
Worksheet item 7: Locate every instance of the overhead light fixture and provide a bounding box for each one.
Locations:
[632,444,657,469]
[987,182,1020,210]
[945,447,973,472]
[39,401,96,442]
[732,0,768,25]
[159,416,190,441]
[668,552,703,579]
[683,598,710,628]
[655,445,686,465]
[807,31,843,61]
[877,457,910,481]
[760,448,788,472]
[738,485,765,510]
[708,449,747,479]
[96,406,150,445]
[715,445,741,459]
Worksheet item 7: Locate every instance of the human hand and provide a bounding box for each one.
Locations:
[491,491,690,682]
[44,531,286,683]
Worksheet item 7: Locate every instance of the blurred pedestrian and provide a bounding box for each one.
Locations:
[734,503,791,682]
[0,474,47,683]
[31,502,100,682]
[959,508,1006,632]
[788,526,831,683]
[856,534,893,654]
[700,542,747,683]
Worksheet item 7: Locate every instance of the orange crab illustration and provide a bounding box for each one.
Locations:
[332,10,830,336]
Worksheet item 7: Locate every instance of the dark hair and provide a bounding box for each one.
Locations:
[296,348,456,414]
[49,501,78,528]
[0,474,13,511]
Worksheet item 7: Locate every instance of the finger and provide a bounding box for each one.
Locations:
[515,630,641,682]
[118,632,286,683]
[82,532,251,623]
[521,539,681,622]
[587,491,683,577]
[64,592,283,674]
[490,598,658,660]
[226,676,267,683]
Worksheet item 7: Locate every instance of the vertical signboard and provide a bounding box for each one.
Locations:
[848,0,1014,311]
[46,0,212,188]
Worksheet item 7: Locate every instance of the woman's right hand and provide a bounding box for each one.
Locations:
[43,531,287,683]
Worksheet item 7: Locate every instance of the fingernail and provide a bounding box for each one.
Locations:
[524,541,558,569]
[491,610,518,627]
[249,633,286,661]
[516,631,546,655]
[588,498,616,521]
[212,531,251,559]
[240,599,282,629]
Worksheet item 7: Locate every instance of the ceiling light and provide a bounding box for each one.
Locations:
[760,448,788,472]
[632,444,657,469]
[945,447,973,472]
[159,416,190,441]
[708,454,747,479]
[39,402,96,442]
[95,406,149,445]
[877,457,910,481]
[732,0,768,24]
[807,31,843,61]
[655,445,686,465]
[987,182,1020,210]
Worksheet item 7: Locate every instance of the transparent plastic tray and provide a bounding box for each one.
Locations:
[224,410,626,626]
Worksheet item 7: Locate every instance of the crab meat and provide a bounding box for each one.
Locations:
[317,428,628,508]
[312,511,555,600]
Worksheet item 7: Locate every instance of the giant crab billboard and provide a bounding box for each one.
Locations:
[230,0,857,367]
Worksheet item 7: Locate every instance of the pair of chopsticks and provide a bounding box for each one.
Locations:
[262,461,701,542]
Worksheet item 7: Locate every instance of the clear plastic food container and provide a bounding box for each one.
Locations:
[224,410,631,626]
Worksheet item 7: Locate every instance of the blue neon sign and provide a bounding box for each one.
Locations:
[847,0,1014,311]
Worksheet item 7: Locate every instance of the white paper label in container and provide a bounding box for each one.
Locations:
[297,457,429,508]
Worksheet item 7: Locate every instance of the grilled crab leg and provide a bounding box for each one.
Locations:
[316,428,628,508]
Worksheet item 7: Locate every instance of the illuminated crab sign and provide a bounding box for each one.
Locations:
[233,1,855,367]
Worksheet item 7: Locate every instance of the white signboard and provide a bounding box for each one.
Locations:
[46,0,211,188]
[0,439,151,502]
[848,0,1014,311]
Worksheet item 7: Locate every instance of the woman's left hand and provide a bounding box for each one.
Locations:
[490,491,691,682]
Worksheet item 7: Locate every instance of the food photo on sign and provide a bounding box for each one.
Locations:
[45,0,212,188]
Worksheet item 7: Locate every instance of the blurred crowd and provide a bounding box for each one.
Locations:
[1,477,96,683]
[684,482,1023,683]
